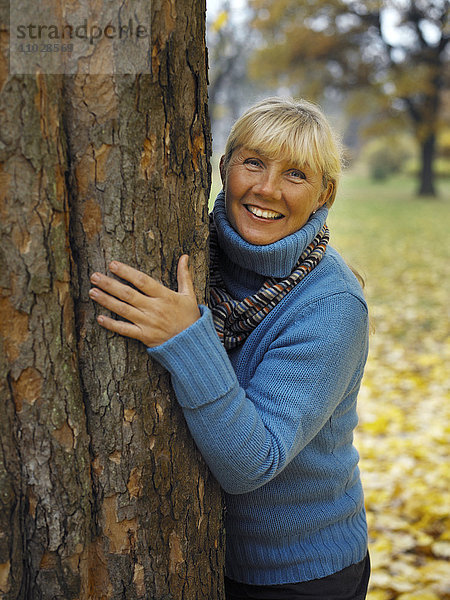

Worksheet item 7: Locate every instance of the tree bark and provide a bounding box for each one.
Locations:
[0,0,224,598]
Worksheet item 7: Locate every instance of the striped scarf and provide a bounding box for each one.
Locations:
[209,217,330,349]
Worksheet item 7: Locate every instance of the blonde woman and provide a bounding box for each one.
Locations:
[89,98,371,599]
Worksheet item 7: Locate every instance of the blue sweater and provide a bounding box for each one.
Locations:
[148,194,369,585]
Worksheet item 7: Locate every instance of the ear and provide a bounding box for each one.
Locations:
[219,155,226,186]
[318,180,334,208]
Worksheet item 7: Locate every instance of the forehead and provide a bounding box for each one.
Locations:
[233,127,323,173]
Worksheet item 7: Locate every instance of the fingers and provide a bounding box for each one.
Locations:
[108,261,167,298]
[177,254,196,297]
[95,314,143,340]
[90,271,144,311]
[89,286,143,323]
[89,261,167,312]
[89,256,199,346]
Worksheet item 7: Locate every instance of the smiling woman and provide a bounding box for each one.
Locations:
[221,147,333,245]
[90,97,371,600]
[216,98,340,246]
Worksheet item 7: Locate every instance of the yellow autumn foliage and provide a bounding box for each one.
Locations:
[329,173,450,599]
[211,10,229,33]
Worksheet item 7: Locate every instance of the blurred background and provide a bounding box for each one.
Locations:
[205,1,450,598]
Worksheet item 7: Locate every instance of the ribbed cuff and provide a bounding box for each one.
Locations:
[147,305,238,409]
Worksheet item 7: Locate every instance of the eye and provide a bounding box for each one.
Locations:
[288,169,306,181]
[244,158,262,168]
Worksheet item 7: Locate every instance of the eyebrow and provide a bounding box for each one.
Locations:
[239,145,320,176]
[249,149,313,171]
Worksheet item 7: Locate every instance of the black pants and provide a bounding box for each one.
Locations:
[225,553,370,600]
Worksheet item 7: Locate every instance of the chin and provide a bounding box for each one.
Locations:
[239,228,283,246]
[229,208,286,245]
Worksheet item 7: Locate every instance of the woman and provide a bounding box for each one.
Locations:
[89,97,371,599]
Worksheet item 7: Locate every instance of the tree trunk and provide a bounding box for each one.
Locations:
[0,0,225,598]
[418,132,437,197]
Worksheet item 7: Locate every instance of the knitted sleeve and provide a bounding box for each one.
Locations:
[147,295,369,495]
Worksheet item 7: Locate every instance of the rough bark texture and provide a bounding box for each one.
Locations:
[0,0,224,598]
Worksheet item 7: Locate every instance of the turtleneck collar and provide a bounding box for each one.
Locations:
[212,190,328,278]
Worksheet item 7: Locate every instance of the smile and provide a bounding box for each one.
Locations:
[245,205,284,220]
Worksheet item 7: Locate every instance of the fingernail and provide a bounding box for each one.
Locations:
[97,316,104,324]
[110,261,118,271]
[89,288,98,298]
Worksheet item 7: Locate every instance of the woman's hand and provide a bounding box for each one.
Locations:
[88,255,200,347]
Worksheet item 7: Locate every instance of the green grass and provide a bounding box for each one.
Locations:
[334,179,450,600]
[328,172,450,351]
[209,169,450,346]
[329,173,450,291]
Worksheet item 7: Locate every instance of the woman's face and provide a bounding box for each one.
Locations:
[221,147,332,246]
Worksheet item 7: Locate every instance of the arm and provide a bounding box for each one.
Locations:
[89,257,368,495]
[148,293,369,494]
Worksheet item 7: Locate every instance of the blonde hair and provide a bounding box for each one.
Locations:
[222,97,342,207]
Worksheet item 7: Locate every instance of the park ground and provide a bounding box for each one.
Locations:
[211,168,450,599]
[330,173,450,600]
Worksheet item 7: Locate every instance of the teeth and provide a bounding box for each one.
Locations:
[246,205,283,220]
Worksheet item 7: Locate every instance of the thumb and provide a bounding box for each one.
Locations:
[177,254,195,297]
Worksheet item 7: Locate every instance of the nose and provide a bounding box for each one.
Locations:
[252,168,282,201]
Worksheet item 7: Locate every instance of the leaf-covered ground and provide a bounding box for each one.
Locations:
[329,174,450,600]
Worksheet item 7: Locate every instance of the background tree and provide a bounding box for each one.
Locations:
[0,0,224,598]
[207,1,266,152]
[249,0,449,196]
